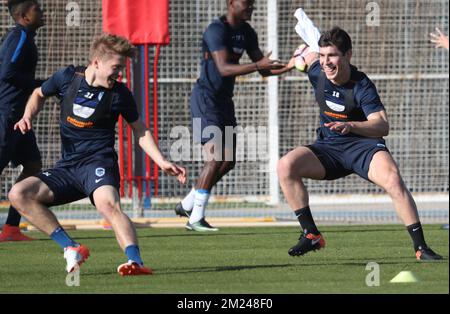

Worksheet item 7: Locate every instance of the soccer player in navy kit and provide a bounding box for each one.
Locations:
[0,0,44,242]
[174,0,295,231]
[9,34,187,275]
[277,27,442,260]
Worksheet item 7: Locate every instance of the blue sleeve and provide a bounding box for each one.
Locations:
[355,78,385,117]
[203,23,227,52]
[117,84,139,124]
[0,30,31,84]
[34,78,47,88]
[307,60,321,88]
[245,26,259,54]
[41,66,75,99]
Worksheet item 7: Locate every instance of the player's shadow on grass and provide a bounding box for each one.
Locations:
[25,229,401,242]
[29,235,117,241]
[138,231,294,238]
[153,258,428,276]
[322,227,409,233]
[55,231,296,241]
[82,263,298,277]
[80,256,446,277]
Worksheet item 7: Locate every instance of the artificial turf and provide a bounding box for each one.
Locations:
[0,224,447,294]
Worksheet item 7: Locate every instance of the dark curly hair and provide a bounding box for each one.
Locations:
[7,0,38,20]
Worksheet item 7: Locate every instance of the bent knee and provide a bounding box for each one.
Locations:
[8,184,28,209]
[96,201,121,217]
[382,171,406,195]
[277,156,295,180]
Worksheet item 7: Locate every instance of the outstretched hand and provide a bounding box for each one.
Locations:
[286,56,296,70]
[256,52,286,71]
[160,160,187,184]
[430,27,449,50]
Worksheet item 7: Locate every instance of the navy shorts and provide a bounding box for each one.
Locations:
[36,155,120,206]
[0,115,41,172]
[306,137,390,181]
[190,86,237,145]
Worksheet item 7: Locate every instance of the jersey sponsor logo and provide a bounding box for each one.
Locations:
[42,171,51,177]
[324,111,348,119]
[95,167,105,177]
[73,103,95,118]
[95,178,104,184]
[98,91,105,101]
[377,143,386,148]
[325,100,345,112]
[67,116,94,128]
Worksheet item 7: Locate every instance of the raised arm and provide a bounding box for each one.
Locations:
[129,119,187,184]
[304,51,320,69]
[210,49,284,77]
[205,22,285,77]
[14,87,47,134]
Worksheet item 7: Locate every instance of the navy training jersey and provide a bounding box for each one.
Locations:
[196,16,259,99]
[0,24,39,121]
[41,65,139,164]
[308,60,385,140]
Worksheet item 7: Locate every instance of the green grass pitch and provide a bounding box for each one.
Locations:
[0,224,447,293]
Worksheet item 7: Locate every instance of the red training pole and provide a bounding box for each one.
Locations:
[118,117,124,197]
[153,44,161,196]
[126,58,133,198]
[117,68,125,197]
[144,44,151,198]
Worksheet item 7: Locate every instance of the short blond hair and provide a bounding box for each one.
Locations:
[89,34,137,62]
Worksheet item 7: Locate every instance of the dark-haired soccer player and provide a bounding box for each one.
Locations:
[174,0,295,231]
[9,34,187,275]
[278,27,442,261]
[0,0,44,242]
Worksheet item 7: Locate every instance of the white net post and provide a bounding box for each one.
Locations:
[267,0,280,206]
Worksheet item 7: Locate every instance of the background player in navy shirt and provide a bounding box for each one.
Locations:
[0,0,44,242]
[277,27,442,260]
[174,0,295,231]
[9,34,187,275]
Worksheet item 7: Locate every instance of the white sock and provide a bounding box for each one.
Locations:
[181,187,196,211]
[189,189,210,224]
